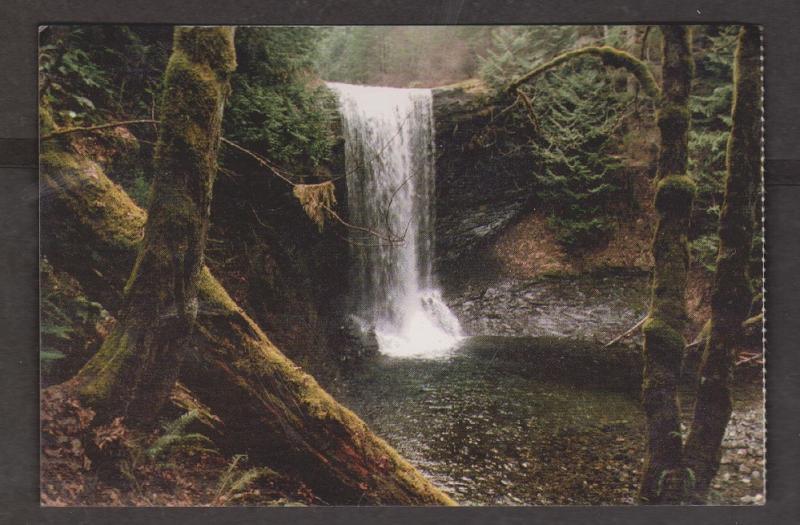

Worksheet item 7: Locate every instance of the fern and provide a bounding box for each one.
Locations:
[40,350,66,361]
[41,323,74,340]
[214,454,279,505]
[146,410,217,461]
[162,408,200,436]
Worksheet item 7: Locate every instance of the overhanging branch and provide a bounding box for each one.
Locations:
[506,45,661,99]
[40,119,159,141]
[40,118,406,244]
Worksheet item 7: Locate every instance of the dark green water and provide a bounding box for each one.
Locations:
[336,338,646,505]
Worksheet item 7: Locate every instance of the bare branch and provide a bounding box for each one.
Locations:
[40,119,159,140]
[515,88,542,134]
[219,136,298,186]
[603,315,648,348]
[39,116,413,245]
[322,204,405,245]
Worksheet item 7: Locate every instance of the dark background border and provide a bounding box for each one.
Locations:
[1,1,798,523]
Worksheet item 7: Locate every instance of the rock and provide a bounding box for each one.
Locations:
[339,316,379,360]
[432,81,535,269]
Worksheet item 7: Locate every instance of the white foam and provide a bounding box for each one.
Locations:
[328,82,463,358]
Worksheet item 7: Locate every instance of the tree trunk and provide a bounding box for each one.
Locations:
[638,25,696,504]
[40,149,455,505]
[683,25,762,502]
[70,27,237,423]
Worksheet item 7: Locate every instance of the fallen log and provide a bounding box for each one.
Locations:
[40,148,455,505]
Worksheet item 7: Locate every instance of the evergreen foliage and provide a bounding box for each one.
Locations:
[40,258,111,384]
[528,68,628,251]
[478,28,633,252]
[39,26,171,127]
[688,26,739,272]
[478,26,581,88]
[224,27,336,173]
[39,26,172,205]
[38,26,336,197]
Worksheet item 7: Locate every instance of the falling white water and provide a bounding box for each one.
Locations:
[328,82,463,358]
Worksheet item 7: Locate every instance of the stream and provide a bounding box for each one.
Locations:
[329,82,764,506]
[337,337,644,505]
[335,337,764,505]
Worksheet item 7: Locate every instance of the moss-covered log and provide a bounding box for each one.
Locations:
[40,150,454,505]
[683,25,762,502]
[68,27,237,423]
[638,26,696,504]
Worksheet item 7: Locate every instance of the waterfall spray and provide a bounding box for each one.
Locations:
[328,82,463,357]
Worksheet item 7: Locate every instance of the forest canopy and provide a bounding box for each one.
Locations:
[39,24,745,260]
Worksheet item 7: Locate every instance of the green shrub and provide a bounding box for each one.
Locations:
[224,27,336,174]
[478,29,633,253]
[39,26,171,128]
[147,409,217,462]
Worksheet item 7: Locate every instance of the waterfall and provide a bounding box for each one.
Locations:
[328,82,463,357]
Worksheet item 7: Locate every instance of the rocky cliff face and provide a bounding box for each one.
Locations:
[431,80,537,273]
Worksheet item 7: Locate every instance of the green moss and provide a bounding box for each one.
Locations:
[655,175,697,215]
[197,267,238,313]
[656,104,690,133]
[643,317,685,353]
[41,151,147,253]
[39,104,57,137]
[76,325,134,406]
[174,26,237,77]
[639,25,696,505]
[682,26,763,501]
[70,26,237,423]
[40,150,79,171]
[508,45,660,99]
[154,54,222,174]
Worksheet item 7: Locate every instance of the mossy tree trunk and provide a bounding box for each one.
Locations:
[504,27,698,504]
[683,25,762,502]
[638,25,696,504]
[497,24,760,505]
[72,27,237,423]
[41,150,454,505]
